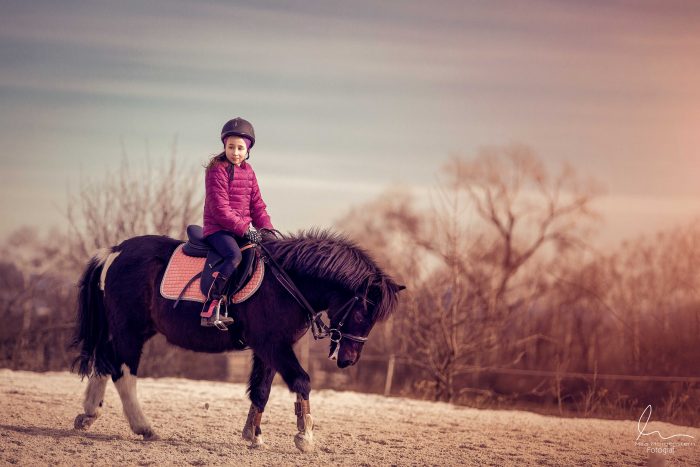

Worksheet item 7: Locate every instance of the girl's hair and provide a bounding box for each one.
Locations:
[205,151,227,171]
[204,152,235,182]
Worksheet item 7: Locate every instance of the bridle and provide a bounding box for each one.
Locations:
[323,295,370,344]
[258,242,370,347]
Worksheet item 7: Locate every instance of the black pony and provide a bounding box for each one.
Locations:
[71,230,403,452]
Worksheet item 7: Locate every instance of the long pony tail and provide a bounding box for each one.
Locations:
[71,248,117,378]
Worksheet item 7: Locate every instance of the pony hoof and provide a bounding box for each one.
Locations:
[242,427,254,442]
[140,429,160,441]
[74,414,97,430]
[248,435,265,449]
[294,432,315,453]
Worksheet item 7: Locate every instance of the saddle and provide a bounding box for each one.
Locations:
[183,225,258,296]
[160,225,263,307]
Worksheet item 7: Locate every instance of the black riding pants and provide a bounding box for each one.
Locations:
[205,230,242,279]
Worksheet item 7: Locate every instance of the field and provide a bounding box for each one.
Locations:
[0,369,697,466]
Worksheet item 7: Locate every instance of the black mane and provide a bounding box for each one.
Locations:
[264,229,399,321]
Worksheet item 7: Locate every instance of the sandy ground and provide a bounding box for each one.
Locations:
[0,369,698,466]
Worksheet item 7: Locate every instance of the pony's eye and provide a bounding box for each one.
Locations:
[353,312,368,325]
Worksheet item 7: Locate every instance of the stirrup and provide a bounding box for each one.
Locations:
[214,319,229,331]
[203,299,234,331]
[201,315,234,328]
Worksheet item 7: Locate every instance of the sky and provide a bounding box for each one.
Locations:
[1,0,699,247]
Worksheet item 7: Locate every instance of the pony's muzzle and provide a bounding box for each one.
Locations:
[337,359,354,368]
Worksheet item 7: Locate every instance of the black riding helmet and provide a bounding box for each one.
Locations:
[220,117,255,149]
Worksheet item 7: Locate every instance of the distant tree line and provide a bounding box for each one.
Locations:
[334,145,699,426]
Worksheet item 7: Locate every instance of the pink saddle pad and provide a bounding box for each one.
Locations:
[160,244,264,304]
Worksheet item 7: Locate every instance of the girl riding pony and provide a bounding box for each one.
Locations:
[201,117,274,327]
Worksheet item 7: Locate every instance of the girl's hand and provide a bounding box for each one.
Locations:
[244,226,262,243]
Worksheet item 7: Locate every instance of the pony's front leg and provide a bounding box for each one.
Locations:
[294,393,314,453]
[272,345,314,452]
[243,353,276,448]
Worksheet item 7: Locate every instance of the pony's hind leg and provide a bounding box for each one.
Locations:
[270,345,314,453]
[74,375,108,430]
[243,353,276,448]
[113,364,159,440]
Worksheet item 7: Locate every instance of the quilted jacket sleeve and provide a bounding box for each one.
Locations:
[249,169,273,230]
[205,163,249,236]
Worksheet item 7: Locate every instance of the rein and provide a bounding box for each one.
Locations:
[258,242,368,345]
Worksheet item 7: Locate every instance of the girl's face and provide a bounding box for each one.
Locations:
[224,136,248,166]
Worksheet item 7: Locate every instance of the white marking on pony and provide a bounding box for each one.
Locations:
[74,375,109,430]
[83,375,108,416]
[93,247,113,265]
[329,343,339,361]
[294,413,315,452]
[293,394,315,452]
[113,364,157,439]
[98,251,121,292]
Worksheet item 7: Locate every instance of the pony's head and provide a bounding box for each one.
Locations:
[328,275,405,368]
[265,229,406,368]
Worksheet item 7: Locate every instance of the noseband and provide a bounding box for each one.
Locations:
[324,296,369,344]
[259,243,369,346]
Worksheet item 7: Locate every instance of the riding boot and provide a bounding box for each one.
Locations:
[201,274,235,328]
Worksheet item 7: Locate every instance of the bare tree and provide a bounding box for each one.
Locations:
[337,145,600,402]
[64,146,202,269]
[0,227,76,370]
[1,143,210,375]
[605,222,700,374]
[444,145,600,311]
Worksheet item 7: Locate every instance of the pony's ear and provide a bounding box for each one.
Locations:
[398,285,406,292]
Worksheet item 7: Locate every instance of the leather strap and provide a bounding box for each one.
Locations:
[260,242,371,344]
[173,272,202,309]
[294,399,310,417]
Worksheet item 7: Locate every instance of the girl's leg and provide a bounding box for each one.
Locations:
[201,231,243,325]
[205,230,243,278]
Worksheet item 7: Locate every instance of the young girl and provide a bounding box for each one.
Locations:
[201,117,274,327]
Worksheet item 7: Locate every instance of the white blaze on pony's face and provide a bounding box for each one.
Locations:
[224,136,248,166]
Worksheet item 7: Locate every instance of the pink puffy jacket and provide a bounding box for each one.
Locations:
[203,160,273,238]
